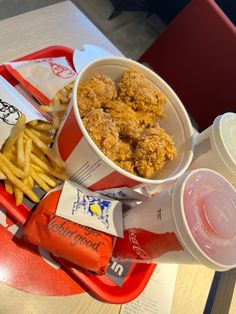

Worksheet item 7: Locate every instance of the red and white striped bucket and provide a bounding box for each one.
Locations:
[53,57,193,191]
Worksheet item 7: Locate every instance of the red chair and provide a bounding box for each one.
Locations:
[139,0,236,131]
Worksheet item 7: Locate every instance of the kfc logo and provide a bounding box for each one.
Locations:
[37,58,75,79]
[0,99,22,125]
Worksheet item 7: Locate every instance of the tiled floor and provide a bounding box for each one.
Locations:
[0,0,165,59]
[75,0,166,59]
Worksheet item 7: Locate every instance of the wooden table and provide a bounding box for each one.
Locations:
[0,1,234,313]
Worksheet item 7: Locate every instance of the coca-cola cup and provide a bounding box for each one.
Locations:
[112,168,236,271]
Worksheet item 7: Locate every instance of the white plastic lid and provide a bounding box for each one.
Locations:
[173,168,236,271]
[213,112,236,172]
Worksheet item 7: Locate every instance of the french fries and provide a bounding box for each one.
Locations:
[2,114,26,158]
[39,104,67,113]
[0,113,67,205]
[16,134,24,167]
[30,129,52,145]
[39,81,73,128]
[0,170,6,180]
[0,81,74,206]
[24,128,65,168]
[29,167,50,193]
[5,179,13,195]
[0,153,27,179]
[24,138,32,176]
[14,186,24,206]
[38,173,57,188]
[0,158,39,203]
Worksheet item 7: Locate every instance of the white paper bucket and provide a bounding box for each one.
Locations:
[54,57,193,190]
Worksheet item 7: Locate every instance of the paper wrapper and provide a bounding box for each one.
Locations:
[23,188,113,275]
[0,76,47,150]
[55,180,124,237]
[5,57,76,105]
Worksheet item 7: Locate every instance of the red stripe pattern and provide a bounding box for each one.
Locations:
[57,107,83,161]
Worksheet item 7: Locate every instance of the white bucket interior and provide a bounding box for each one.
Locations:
[76,57,193,182]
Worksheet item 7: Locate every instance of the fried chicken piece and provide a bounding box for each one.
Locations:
[116,140,133,161]
[115,160,137,175]
[80,70,176,179]
[82,109,120,161]
[114,140,137,175]
[118,69,166,120]
[136,111,160,128]
[104,99,143,140]
[134,125,177,178]
[77,74,117,117]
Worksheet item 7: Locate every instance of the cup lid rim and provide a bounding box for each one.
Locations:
[172,168,236,271]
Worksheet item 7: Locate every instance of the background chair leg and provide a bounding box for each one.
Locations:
[109,0,125,20]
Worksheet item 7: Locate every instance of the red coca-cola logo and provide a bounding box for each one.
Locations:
[113,228,183,261]
[0,208,83,296]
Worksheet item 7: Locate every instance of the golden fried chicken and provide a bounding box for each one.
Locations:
[104,99,143,140]
[136,111,160,128]
[79,70,177,179]
[118,68,166,120]
[116,140,133,161]
[115,160,137,175]
[134,125,177,178]
[82,109,120,161]
[114,140,136,174]
[77,74,117,117]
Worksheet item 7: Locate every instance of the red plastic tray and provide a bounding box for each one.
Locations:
[0,46,156,304]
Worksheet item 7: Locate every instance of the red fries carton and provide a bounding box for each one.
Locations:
[5,57,76,105]
[23,189,113,274]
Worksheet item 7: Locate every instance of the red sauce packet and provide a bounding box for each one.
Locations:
[23,189,113,274]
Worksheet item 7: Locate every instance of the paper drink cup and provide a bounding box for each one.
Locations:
[113,168,236,271]
[54,57,193,190]
[190,112,236,186]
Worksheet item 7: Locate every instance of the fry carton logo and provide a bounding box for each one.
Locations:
[0,98,22,125]
[72,189,111,229]
[36,58,75,79]
[56,181,123,237]
[103,191,128,199]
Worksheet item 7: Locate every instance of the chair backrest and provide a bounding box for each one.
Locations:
[139,0,236,131]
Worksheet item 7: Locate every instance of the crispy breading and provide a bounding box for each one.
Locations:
[116,140,133,161]
[77,74,117,117]
[115,140,136,175]
[115,160,137,175]
[105,99,143,140]
[82,109,120,161]
[118,68,166,120]
[134,125,177,178]
[79,69,177,178]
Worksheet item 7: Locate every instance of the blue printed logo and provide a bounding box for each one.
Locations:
[102,190,128,200]
[72,190,111,228]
